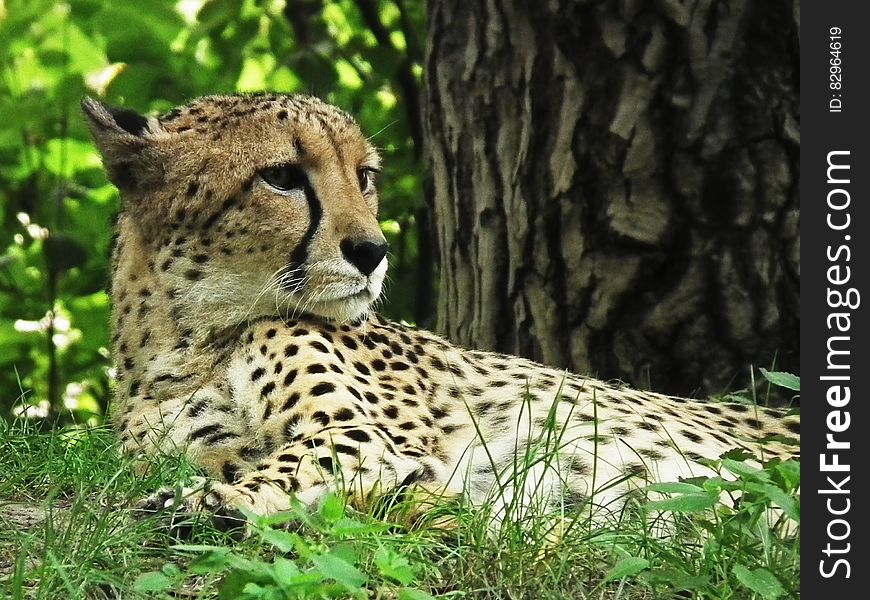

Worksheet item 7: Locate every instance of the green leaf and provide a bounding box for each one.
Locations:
[646,482,704,495]
[721,393,752,403]
[270,557,302,582]
[722,458,770,482]
[182,549,246,574]
[133,571,172,592]
[310,552,367,591]
[259,527,300,553]
[759,369,800,392]
[645,493,718,513]
[320,493,346,523]
[375,546,416,585]
[719,447,756,461]
[640,568,709,591]
[746,482,800,522]
[218,570,260,600]
[604,557,650,582]
[771,459,801,489]
[398,588,437,600]
[732,564,786,599]
[332,517,383,536]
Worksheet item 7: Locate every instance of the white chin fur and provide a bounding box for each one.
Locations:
[292,256,388,323]
[307,295,373,323]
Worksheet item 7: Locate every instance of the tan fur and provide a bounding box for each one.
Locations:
[83,93,799,528]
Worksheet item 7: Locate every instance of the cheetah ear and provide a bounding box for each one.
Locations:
[81,97,164,191]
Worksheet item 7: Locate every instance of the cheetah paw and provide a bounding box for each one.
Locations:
[134,478,248,537]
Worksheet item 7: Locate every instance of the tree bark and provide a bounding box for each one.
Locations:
[424,0,799,397]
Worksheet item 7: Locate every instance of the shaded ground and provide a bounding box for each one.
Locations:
[0,498,72,579]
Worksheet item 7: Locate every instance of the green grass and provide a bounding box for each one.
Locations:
[0,379,800,599]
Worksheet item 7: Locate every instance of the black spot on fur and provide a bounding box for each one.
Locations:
[333,408,354,422]
[221,462,242,483]
[333,443,359,456]
[639,448,666,461]
[624,463,648,477]
[187,399,208,417]
[311,382,335,396]
[681,430,704,444]
[207,431,240,445]
[476,401,493,415]
[353,361,371,375]
[190,423,222,441]
[345,429,371,443]
[282,392,301,411]
[448,364,464,377]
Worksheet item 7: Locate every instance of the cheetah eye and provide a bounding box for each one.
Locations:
[357,167,378,194]
[260,164,308,193]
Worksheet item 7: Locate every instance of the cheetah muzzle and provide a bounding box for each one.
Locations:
[83,93,800,536]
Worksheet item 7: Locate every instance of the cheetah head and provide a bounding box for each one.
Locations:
[83,93,388,326]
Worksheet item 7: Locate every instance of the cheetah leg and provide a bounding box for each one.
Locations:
[142,424,427,532]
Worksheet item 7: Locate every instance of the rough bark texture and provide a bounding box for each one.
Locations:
[424,0,799,397]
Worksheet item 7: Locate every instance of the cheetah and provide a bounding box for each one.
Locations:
[82,93,799,531]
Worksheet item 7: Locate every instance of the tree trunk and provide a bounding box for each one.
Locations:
[423,0,799,397]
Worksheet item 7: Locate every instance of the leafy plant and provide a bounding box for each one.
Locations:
[134,494,435,600]
[602,372,802,598]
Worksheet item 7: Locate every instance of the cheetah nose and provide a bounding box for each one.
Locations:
[340,238,388,276]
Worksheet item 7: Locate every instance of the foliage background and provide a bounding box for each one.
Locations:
[0,0,427,423]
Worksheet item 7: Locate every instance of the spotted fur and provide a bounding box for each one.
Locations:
[83,93,799,529]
